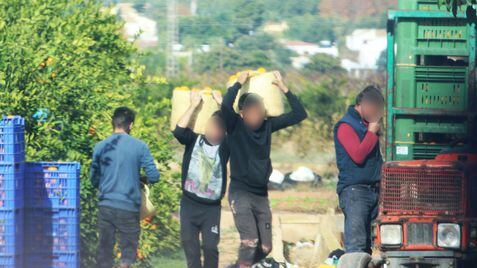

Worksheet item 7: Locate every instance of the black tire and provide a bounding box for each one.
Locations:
[337,252,372,268]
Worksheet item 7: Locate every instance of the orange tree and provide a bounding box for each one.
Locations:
[0,0,180,267]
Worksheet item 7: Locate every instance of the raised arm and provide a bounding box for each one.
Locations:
[173,91,202,145]
[141,144,160,184]
[270,71,308,132]
[177,90,202,129]
[337,123,379,165]
[221,72,249,132]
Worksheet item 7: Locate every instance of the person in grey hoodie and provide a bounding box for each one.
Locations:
[91,107,160,268]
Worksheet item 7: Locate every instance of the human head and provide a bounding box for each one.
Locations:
[112,106,136,133]
[354,85,385,123]
[204,111,226,145]
[238,93,266,131]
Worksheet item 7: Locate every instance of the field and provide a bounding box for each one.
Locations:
[151,184,340,267]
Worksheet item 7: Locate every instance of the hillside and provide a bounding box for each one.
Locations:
[320,0,398,21]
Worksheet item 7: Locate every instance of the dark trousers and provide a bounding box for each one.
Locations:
[97,206,140,268]
[180,197,221,268]
[229,190,272,266]
[339,185,379,253]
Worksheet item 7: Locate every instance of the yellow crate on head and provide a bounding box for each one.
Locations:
[318,265,336,268]
[227,68,285,117]
[170,87,221,135]
[318,264,336,268]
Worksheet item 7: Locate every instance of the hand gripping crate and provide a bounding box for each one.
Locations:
[0,117,25,163]
[25,162,80,209]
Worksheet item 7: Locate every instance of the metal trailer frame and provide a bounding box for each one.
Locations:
[386,10,477,161]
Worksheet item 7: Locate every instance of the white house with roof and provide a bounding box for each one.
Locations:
[116,3,158,49]
[341,29,387,78]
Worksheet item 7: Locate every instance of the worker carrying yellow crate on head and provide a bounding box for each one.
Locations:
[222,70,307,268]
[171,87,230,268]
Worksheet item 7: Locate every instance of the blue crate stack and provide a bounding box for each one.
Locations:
[0,116,25,268]
[25,162,80,268]
[0,115,81,268]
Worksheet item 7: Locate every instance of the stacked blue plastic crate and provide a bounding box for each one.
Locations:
[0,116,25,268]
[25,162,80,268]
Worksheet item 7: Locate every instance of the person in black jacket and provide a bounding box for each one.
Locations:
[222,71,307,268]
[173,90,229,268]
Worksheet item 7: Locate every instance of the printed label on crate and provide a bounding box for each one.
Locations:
[396,146,409,155]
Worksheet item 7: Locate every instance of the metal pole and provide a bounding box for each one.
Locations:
[166,0,179,77]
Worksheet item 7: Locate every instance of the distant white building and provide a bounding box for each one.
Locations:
[116,3,158,49]
[285,40,339,57]
[341,29,387,78]
[283,40,339,69]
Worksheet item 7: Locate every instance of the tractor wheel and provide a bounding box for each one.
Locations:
[337,252,372,268]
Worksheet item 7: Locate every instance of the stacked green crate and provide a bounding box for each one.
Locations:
[398,0,465,11]
[387,1,476,160]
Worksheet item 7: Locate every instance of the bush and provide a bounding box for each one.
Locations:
[274,75,348,156]
[0,0,180,266]
[193,34,294,73]
[304,54,345,74]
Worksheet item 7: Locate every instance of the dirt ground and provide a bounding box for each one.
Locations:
[218,187,340,267]
[167,144,341,267]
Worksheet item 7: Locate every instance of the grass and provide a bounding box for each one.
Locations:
[150,251,186,268]
[268,182,338,213]
[269,195,337,213]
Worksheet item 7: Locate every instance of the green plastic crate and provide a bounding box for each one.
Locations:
[395,66,470,111]
[386,4,477,161]
[394,142,454,160]
[396,18,471,62]
[398,0,466,11]
[392,115,469,160]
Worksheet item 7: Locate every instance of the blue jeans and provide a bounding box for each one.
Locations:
[339,184,379,253]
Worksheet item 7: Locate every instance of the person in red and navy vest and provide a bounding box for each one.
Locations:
[334,85,385,254]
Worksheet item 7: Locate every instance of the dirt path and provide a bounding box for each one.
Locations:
[219,189,342,267]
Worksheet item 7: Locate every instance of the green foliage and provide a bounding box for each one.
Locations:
[299,79,347,134]
[262,0,319,19]
[285,14,336,43]
[438,0,475,16]
[304,54,345,74]
[131,91,181,267]
[0,0,179,266]
[193,34,294,73]
[230,0,265,37]
[139,50,167,77]
[275,74,348,156]
[179,16,230,44]
[179,0,266,44]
